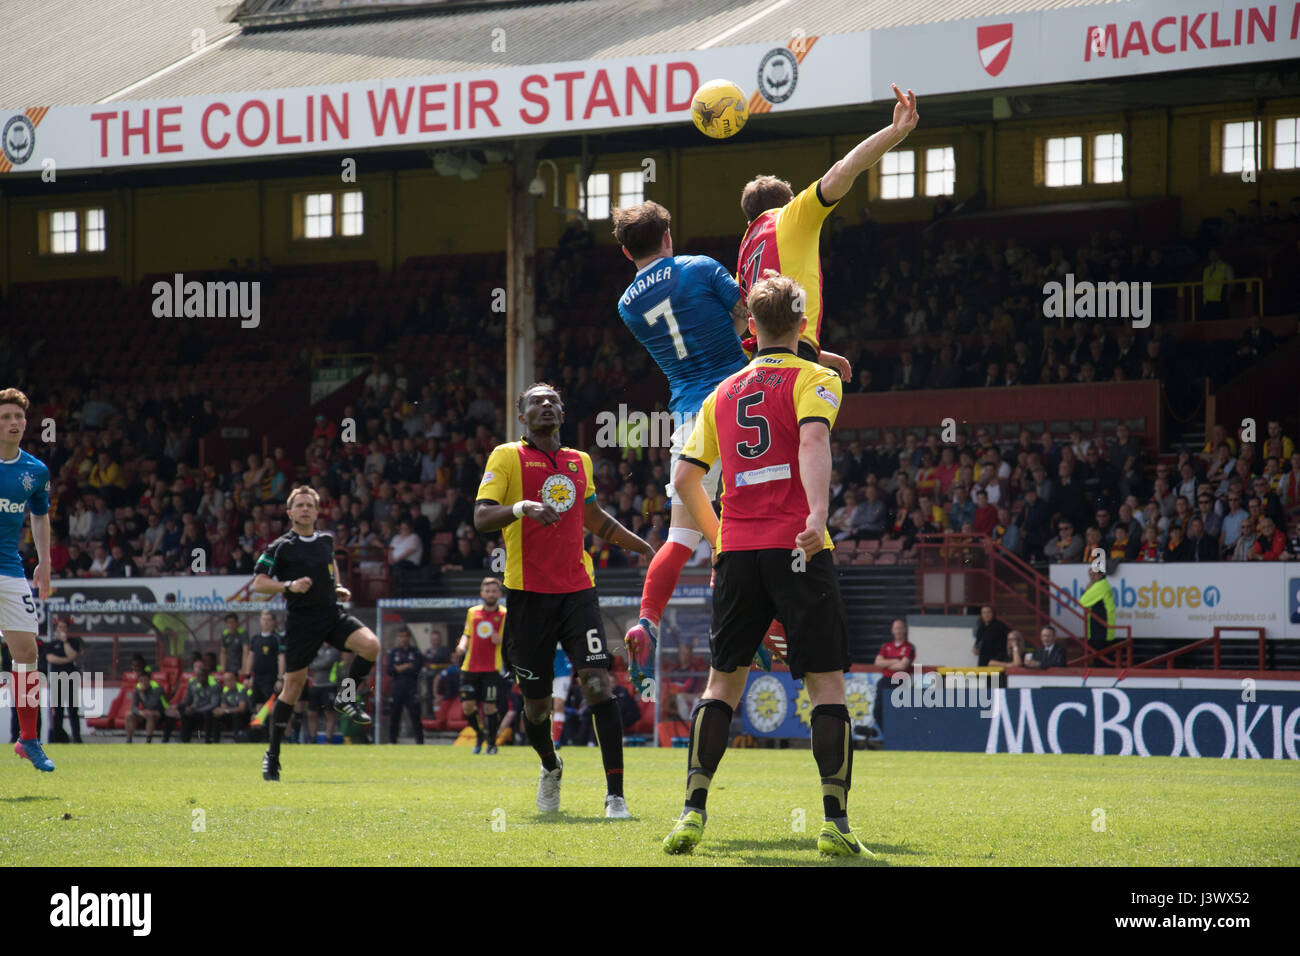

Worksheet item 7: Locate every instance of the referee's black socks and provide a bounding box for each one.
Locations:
[347,655,374,683]
[684,698,733,813]
[485,709,501,746]
[589,698,624,798]
[268,699,295,757]
[811,703,853,824]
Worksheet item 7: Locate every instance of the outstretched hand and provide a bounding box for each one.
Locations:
[891,83,918,137]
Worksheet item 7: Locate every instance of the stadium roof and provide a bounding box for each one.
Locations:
[0,0,241,107]
[6,0,1122,106]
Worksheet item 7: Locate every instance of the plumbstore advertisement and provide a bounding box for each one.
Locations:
[1049,563,1300,640]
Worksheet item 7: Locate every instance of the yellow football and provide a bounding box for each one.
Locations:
[691,79,749,139]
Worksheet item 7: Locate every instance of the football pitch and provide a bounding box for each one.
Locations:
[3,744,1297,867]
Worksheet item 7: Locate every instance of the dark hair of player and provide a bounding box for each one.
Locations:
[741,174,794,222]
[611,201,671,259]
[286,485,319,507]
[746,271,804,340]
[515,382,559,415]
[0,387,31,413]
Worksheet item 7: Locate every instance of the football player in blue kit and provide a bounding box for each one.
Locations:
[612,202,848,686]
[0,388,55,772]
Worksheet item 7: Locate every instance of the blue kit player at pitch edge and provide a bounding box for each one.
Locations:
[0,388,56,772]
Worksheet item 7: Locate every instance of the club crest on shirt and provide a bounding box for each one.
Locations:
[815,385,839,409]
[20,472,35,493]
[540,474,577,513]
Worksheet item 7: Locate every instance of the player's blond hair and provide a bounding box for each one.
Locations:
[481,576,502,590]
[747,271,805,340]
[741,175,794,222]
[0,388,31,413]
[286,485,319,508]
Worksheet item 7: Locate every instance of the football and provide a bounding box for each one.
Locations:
[690,78,749,139]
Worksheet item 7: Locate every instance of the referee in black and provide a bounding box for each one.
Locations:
[251,485,380,780]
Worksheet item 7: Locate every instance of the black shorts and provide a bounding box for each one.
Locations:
[710,549,850,680]
[308,684,338,712]
[284,605,365,673]
[251,674,277,704]
[459,671,502,705]
[502,587,610,700]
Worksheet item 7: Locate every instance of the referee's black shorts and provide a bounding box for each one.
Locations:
[710,548,849,680]
[502,587,609,700]
[283,605,366,673]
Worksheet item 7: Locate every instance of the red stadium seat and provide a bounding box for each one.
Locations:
[87,678,134,730]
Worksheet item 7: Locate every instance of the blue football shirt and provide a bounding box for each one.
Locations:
[0,450,50,578]
[617,255,748,417]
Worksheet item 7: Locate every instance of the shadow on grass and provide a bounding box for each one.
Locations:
[273,780,357,786]
[534,810,610,824]
[0,795,57,803]
[689,836,918,866]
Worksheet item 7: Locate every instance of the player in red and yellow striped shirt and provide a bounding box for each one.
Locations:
[663,272,867,859]
[474,383,654,818]
[737,83,919,362]
[456,577,506,753]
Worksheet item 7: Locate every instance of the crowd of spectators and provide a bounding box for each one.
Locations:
[821,419,1300,566]
[813,207,1295,395]
[6,208,1297,586]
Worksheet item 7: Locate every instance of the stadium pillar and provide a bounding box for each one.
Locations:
[506,141,539,442]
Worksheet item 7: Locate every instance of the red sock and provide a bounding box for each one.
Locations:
[14,665,39,741]
[639,541,693,626]
[552,715,565,743]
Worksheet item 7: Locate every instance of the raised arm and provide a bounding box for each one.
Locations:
[819,84,919,204]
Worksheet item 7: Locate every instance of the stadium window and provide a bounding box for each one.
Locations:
[923,146,955,196]
[1044,136,1083,187]
[1093,133,1123,184]
[581,172,612,220]
[84,207,107,252]
[40,207,107,255]
[617,170,644,208]
[880,150,915,200]
[50,210,78,254]
[304,192,334,238]
[1275,116,1299,170]
[340,190,364,236]
[1220,120,1261,176]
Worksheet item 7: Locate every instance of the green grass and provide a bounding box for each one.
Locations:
[3,743,1297,866]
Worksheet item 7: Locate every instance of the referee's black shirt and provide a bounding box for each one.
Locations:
[254,531,338,612]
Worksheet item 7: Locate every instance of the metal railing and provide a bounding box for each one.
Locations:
[913,533,1132,666]
[1150,276,1262,322]
[1134,626,1267,671]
